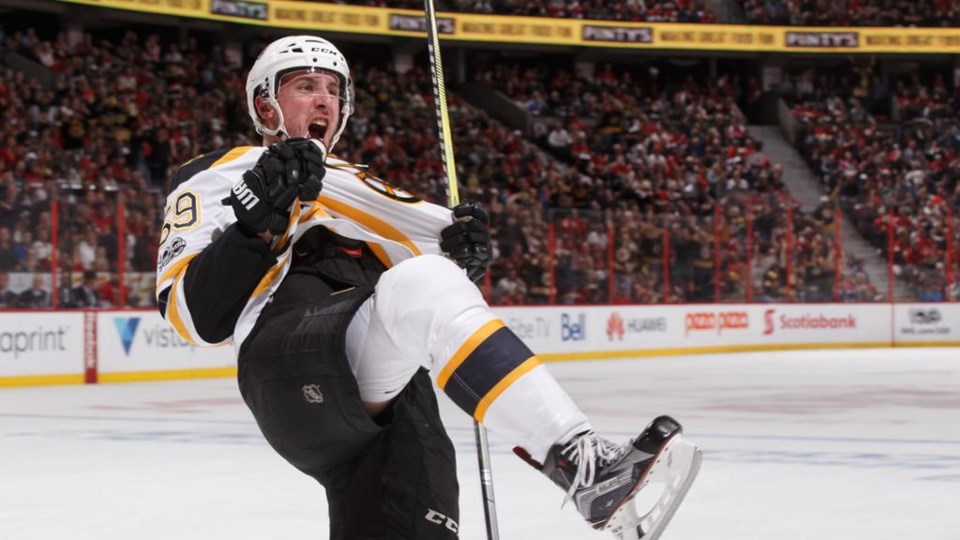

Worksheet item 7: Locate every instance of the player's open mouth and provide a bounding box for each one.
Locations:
[309,121,328,140]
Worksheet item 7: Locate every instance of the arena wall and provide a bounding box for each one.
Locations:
[0,304,956,387]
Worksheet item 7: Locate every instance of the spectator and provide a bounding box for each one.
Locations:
[546,123,573,161]
[493,266,527,304]
[97,275,121,308]
[74,228,98,271]
[17,274,49,308]
[31,226,52,269]
[0,270,17,307]
[56,273,74,308]
[70,270,99,308]
[12,228,31,264]
[0,226,16,270]
[760,262,788,301]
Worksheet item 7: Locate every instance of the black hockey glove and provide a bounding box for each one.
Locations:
[441,201,492,282]
[284,138,326,201]
[229,139,326,235]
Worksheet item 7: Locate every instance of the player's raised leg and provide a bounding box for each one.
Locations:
[350,253,701,537]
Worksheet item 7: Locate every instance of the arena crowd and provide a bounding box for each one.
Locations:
[2,22,955,308]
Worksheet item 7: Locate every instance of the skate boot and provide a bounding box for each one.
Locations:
[515,415,701,540]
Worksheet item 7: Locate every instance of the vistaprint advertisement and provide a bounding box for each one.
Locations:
[95,311,236,376]
[0,312,84,378]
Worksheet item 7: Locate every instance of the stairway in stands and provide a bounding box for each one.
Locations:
[749,124,909,300]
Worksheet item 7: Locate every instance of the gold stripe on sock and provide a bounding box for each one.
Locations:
[473,355,540,422]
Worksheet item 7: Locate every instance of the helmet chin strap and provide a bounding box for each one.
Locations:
[259,95,292,141]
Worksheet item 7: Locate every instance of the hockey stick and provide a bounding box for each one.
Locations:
[423,0,459,209]
[422,1,499,539]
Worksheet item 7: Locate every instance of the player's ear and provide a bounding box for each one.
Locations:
[255,95,277,124]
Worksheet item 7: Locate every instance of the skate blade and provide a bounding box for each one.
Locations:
[604,435,702,540]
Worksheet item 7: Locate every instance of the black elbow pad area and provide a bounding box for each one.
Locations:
[157,287,171,318]
[182,224,278,343]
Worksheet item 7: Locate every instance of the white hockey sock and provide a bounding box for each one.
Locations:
[352,254,590,462]
[435,318,590,463]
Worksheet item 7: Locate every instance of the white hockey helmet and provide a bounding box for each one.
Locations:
[246,35,355,149]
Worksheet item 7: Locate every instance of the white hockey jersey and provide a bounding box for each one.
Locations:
[156,146,453,350]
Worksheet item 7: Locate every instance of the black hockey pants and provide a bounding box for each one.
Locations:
[238,255,460,539]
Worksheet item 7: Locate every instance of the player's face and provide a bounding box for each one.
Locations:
[275,70,342,148]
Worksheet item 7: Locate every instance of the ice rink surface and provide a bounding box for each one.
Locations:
[1,347,958,540]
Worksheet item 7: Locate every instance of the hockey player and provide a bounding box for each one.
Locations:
[156,35,700,539]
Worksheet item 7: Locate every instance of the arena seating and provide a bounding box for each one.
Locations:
[305,0,716,23]
[0,26,939,307]
[738,0,960,27]
[787,62,957,301]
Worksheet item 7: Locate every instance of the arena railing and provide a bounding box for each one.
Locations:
[3,194,958,309]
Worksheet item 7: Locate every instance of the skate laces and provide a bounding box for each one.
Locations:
[560,431,628,505]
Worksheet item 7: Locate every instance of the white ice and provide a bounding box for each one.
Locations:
[1,348,958,540]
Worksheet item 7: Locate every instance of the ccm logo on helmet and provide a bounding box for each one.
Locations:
[232,181,260,210]
[316,47,341,58]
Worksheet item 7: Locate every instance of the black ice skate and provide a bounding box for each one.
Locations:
[516,415,701,540]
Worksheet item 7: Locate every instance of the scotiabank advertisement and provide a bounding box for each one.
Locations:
[96,311,236,375]
[744,304,888,346]
[0,312,85,377]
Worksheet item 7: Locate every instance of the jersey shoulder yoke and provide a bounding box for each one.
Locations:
[169,146,258,193]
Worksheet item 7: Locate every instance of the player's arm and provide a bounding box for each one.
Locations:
[318,164,490,279]
[166,223,279,344]
[156,168,277,346]
[156,140,325,345]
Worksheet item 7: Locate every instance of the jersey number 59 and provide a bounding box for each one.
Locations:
[159,191,200,246]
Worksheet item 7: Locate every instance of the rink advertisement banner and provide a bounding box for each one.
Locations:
[95,311,236,381]
[48,1,960,53]
[0,304,954,386]
[496,305,685,358]
[493,304,891,360]
[0,312,84,384]
[749,304,887,346]
[893,304,960,345]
